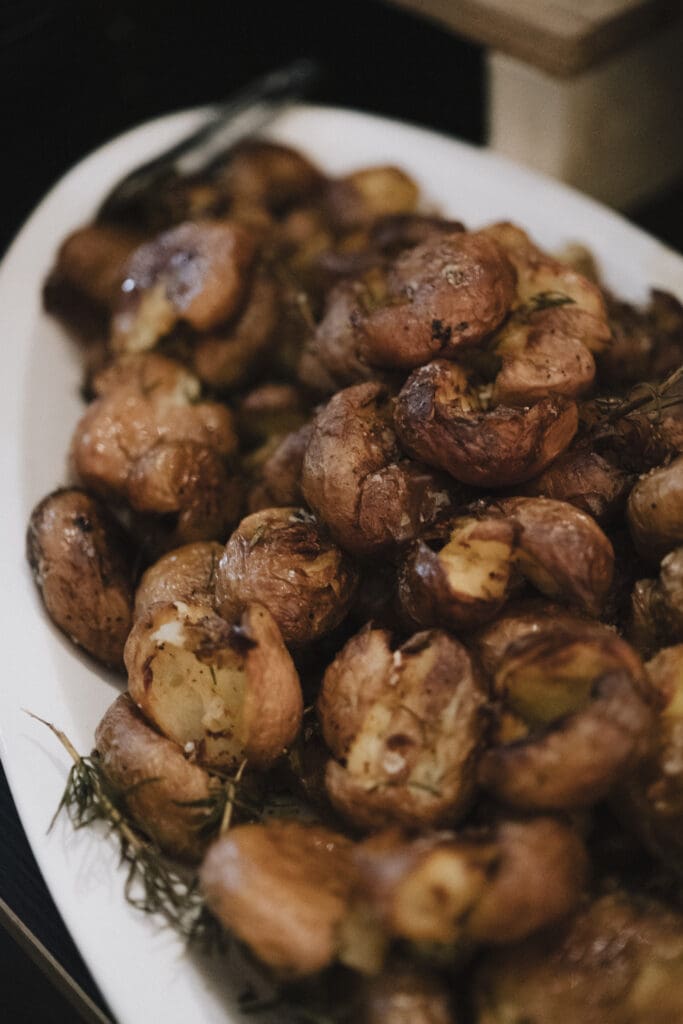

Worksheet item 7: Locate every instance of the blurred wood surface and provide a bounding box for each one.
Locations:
[384,0,677,74]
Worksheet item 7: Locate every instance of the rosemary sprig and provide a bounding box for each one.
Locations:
[602,363,683,424]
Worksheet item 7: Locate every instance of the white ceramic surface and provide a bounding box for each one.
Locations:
[1,103,682,1024]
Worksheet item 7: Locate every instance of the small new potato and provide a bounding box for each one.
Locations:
[302,381,455,556]
[27,488,134,667]
[522,448,630,524]
[394,360,578,487]
[630,546,683,655]
[133,541,223,621]
[200,820,355,977]
[214,140,324,211]
[126,601,302,770]
[247,423,314,512]
[324,166,419,230]
[318,626,487,829]
[95,693,221,861]
[214,507,358,646]
[627,455,683,561]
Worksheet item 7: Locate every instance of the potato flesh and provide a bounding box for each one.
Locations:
[439,533,512,602]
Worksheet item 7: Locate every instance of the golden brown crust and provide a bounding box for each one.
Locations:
[133,541,223,621]
[199,821,354,977]
[324,166,419,231]
[247,423,314,512]
[95,693,218,861]
[27,488,134,667]
[522,448,631,523]
[214,507,358,646]
[394,360,578,487]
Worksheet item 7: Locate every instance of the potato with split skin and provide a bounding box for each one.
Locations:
[111,220,257,353]
[324,166,419,231]
[394,360,578,488]
[522,447,631,523]
[630,546,683,655]
[474,890,683,1024]
[27,488,135,667]
[353,817,587,948]
[126,601,302,769]
[478,626,654,810]
[200,820,355,977]
[214,507,358,646]
[95,693,222,862]
[71,354,237,501]
[191,267,279,390]
[398,516,518,632]
[133,541,223,621]
[496,496,614,617]
[471,599,592,678]
[247,422,314,512]
[318,626,487,829]
[361,963,459,1024]
[302,381,455,556]
[627,455,683,562]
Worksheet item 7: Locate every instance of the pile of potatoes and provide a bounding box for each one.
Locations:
[29,138,683,1022]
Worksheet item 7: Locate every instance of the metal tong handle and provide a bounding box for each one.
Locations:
[98,58,321,220]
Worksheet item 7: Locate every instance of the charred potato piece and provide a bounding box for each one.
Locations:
[191,268,279,389]
[354,817,587,947]
[325,166,419,231]
[214,507,358,646]
[247,423,314,512]
[630,547,683,655]
[628,456,683,562]
[71,355,237,499]
[479,627,653,810]
[398,516,518,632]
[362,963,458,1024]
[200,820,354,977]
[497,497,614,617]
[126,601,302,770]
[474,891,683,1024]
[302,381,455,556]
[112,220,256,353]
[133,540,223,620]
[522,448,631,523]
[95,694,221,861]
[394,360,578,487]
[27,488,134,667]
[125,441,243,548]
[214,140,324,211]
[318,627,487,829]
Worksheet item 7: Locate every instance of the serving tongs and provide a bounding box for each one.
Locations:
[97,58,321,223]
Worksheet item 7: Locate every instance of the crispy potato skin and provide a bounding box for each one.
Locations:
[354,817,587,947]
[394,360,578,487]
[522,448,631,523]
[302,381,454,556]
[325,166,419,231]
[247,423,314,512]
[471,600,590,678]
[133,541,223,620]
[318,627,487,829]
[475,891,683,1024]
[46,223,144,310]
[126,601,302,769]
[398,517,518,632]
[200,821,354,977]
[215,141,324,210]
[214,507,358,646]
[27,488,134,667]
[95,694,218,861]
[630,547,683,655]
[628,456,683,562]
[496,496,614,616]
[112,220,257,352]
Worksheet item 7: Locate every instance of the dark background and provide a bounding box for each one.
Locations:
[2,1,682,1021]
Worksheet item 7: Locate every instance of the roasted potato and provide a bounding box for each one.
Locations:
[27,488,134,667]
[398,515,518,632]
[474,890,683,1024]
[361,963,458,1024]
[478,626,654,810]
[214,507,358,646]
[324,166,419,231]
[394,360,578,487]
[247,422,314,512]
[95,693,221,861]
[471,599,591,678]
[236,382,307,446]
[126,601,302,770]
[522,447,630,523]
[200,820,354,977]
[213,140,324,211]
[630,546,683,655]
[353,817,587,947]
[111,220,256,353]
[302,381,455,556]
[318,627,486,829]
[133,541,223,621]
[627,455,683,562]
